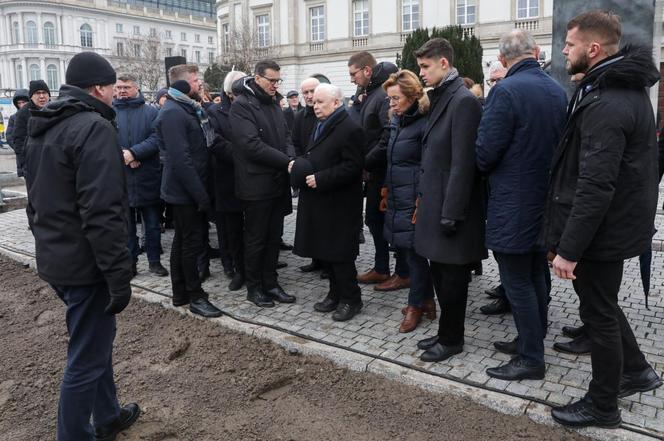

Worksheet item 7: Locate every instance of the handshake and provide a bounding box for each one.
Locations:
[122,149,141,169]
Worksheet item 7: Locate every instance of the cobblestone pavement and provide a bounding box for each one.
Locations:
[0,207,662,438]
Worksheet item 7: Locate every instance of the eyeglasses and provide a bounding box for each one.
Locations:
[259,75,283,85]
[349,69,362,78]
[387,95,404,103]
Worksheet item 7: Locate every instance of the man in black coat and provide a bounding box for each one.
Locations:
[230,60,296,308]
[24,52,140,441]
[545,11,662,429]
[291,83,365,321]
[282,89,302,131]
[412,38,487,363]
[11,80,50,176]
[158,64,222,318]
[5,88,28,147]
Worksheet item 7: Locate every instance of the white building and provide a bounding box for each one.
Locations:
[0,0,218,92]
[216,0,662,97]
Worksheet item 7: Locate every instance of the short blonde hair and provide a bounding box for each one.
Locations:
[382,69,429,114]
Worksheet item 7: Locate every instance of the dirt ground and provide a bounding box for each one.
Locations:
[0,256,591,441]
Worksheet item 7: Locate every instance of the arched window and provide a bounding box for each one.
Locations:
[43,22,56,47]
[47,64,59,90]
[80,24,93,48]
[29,63,41,81]
[12,21,20,44]
[16,64,24,89]
[25,20,38,46]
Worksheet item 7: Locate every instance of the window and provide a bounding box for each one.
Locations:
[43,22,56,47]
[256,14,270,47]
[133,43,141,57]
[150,27,157,37]
[25,21,38,46]
[310,6,325,42]
[16,64,23,89]
[116,23,123,33]
[181,48,187,58]
[181,32,187,41]
[221,23,230,52]
[117,42,124,56]
[133,25,140,35]
[46,64,58,90]
[208,51,215,64]
[457,0,476,25]
[165,30,172,39]
[195,34,200,43]
[29,64,40,81]
[517,0,538,19]
[208,36,213,44]
[165,47,173,57]
[353,0,369,37]
[402,0,419,31]
[80,23,93,47]
[12,21,20,44]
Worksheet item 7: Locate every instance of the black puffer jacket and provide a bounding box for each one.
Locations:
[230,77,294,206]
[10,101,41,177]
[24,85,132,294]
[542,45,660,261]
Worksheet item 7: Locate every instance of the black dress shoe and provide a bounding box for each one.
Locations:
[199,267,211,282]
[551,396,621,429]
[276,261,288,269]
[486,356,545,381]
[332,302,362,321]
[417,335,439,350]
[480,297,511,315]
[189,298,223,318]
[494,337,518,355]
[265,286,296,303]
[561,325,586,339]
[148,262,169,277]
[228,273,245,291]
[320,269,330,279]
[420,343,463,362]
[314,296,338,312]
[553,334,591,355]
[484,285,505,299]
[300,261,322,272]
[618,366,663,398]
[247,286,275,308]
[279,241,293,251]
[95,403,141,441]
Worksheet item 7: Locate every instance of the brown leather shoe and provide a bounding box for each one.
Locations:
[357,268,390,284]
[401,298,437,320]
[374,275,410,291]
[399,305,423,333]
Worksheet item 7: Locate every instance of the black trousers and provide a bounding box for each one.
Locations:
[243,198,283,290]
[323,260,362,305]
[218,211,244,275]
[430,262,472,346]
[573,259,649,410]
[170,204,207,303]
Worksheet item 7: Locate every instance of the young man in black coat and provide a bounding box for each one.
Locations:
[24,52,140,441]
[544,11,662,428]
[158,64,222,318]
[290,83,366,321]
[230,60,296,308]
[412,38,487,363]
[11,80,50,176]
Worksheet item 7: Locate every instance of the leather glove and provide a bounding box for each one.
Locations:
[440,217,457,236]
[105,285,132,315]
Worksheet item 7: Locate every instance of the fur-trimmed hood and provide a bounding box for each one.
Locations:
[583,44,659,91]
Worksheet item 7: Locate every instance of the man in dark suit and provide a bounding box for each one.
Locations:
[290,83,365,321]
[412,38,487,363]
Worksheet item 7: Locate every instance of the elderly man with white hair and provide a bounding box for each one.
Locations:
[289,83,366,322]
[475,29,568,381]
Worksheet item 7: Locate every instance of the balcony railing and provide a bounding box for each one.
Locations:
[461,25,475,38]
[309,42,324,52]
[352,37,368,47]
[514,19,539,31]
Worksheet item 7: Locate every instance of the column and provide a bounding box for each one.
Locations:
[37,12,43,48]
[21,58,27,86]
[40,57,46,81]
[9,59,16,89]
[58,14,64,47]
[18,12,24,45]
[59,58,66,85]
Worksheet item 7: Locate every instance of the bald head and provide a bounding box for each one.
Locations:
[300,77,321,107]
[313,84,344,120]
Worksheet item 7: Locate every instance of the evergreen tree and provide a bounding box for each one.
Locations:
[204,63,227,91]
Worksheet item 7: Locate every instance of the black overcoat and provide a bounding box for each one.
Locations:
[413,77,487,265]
[293,109,365,263]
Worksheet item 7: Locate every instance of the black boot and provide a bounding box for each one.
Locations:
[480,297,511,315]
[486,356,545,381]
[551,396,621,428]
[314,296,338,312]
[493,337,518,355]
[417,335,439,350]
[619,365,663,398]
[420,343,463,362]
[228,273,245,291]
[553,334,591,355]
[265,285,296,303]
[561,325,586,339]
[94,403,141,441]
[247,286,274,308]
[332,302,362,321]
[148,261,169,277]
[189,297,222,318]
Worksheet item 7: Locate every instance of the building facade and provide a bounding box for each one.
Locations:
[0,0,217,92]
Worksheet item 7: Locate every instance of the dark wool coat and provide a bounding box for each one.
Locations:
[476,58,568,254]
[292,105,317,156]
[542,46,659,262]
[24,85,132,293]
[293,109,365,262]
[414,77,487,265]
[113,95,162,208]
[10,101,40,177]
[157,96,210,207]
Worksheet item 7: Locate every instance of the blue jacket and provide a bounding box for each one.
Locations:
[113,95,161,207]
[157,96,210,207]
[382,104,426,249]
[476,58,567,253]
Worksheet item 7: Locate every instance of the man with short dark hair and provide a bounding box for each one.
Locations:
[544,10,663,429]
[24,51,140,441]
[230,59,296,308]
[11,80,50,176]
[413,38,487,363]
[113,74,167,278]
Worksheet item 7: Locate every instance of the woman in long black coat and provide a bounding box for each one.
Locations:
[291,84,366,322]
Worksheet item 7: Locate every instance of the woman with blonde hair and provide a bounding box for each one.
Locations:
[367,69,435,332]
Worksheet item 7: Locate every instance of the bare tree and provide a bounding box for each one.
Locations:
[113,33,164,91]
[218,16,276,74]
